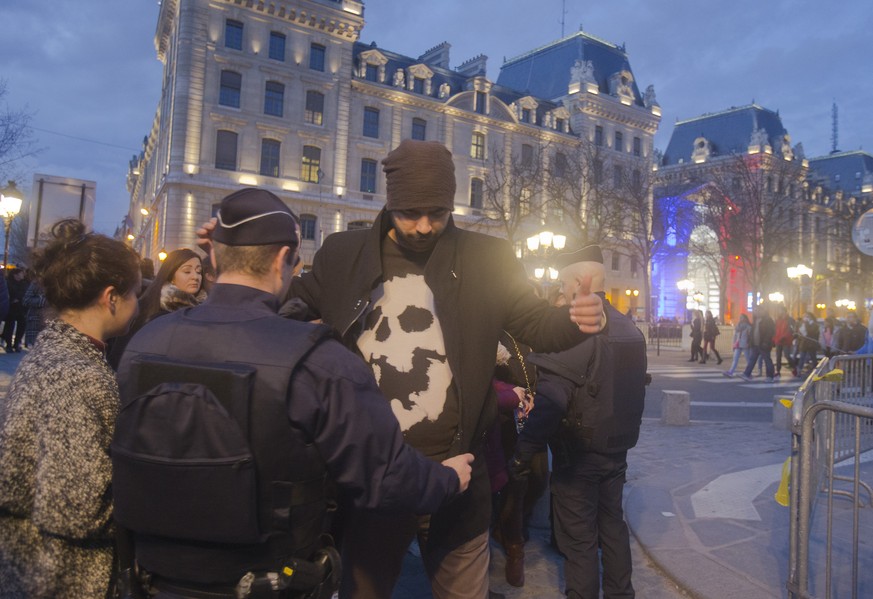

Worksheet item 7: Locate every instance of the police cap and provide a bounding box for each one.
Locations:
[213,188,299,247]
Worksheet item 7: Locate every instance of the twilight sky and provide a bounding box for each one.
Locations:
[2,0,871,234]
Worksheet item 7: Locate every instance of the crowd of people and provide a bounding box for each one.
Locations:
[713,302,872,381]
[0,140,638,599]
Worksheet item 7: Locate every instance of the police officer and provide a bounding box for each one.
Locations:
[112,188,473,598]
[511,245,647,599]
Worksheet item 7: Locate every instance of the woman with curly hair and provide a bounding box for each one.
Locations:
[0,219,141,598]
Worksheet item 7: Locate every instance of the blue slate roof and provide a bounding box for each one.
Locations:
[352,42,564,128]
[661,104,788,166]
[808,151,873,196]
[495,31,642,105]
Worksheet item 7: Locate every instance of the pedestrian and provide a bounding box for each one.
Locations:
[2,267,28,352]
[22,277,48,349]
[0,219,142,598]
[689,310,703,362]
[819,317,837,358]
[836,312,867,353]
[740,303,776,382]
[772,305,796,377]
[261,139,607,599]
[795,312,820,376]
[510,244,647,599]
[107,248,206,369]
[701,310,722,364]
[113,188,473,599]
[723,313,751,377]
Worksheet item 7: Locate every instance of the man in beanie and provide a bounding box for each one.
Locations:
[115,188,472,598]
[270,139,606,599]
[511,245,647,599]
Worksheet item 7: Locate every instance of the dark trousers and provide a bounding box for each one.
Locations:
[775,344,795,374]
[743,346,774,378]
[552,451,634,599]
[2,312,25,350]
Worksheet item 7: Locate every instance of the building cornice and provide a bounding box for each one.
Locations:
[217,0,363,41]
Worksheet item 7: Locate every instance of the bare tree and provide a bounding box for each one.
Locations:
[673,152,805,305]
[0,79,39,183]
[478,140,547,246]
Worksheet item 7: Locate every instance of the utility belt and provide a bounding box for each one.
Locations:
[135,547,341,599]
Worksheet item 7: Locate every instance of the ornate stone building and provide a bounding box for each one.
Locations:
[654,104,870,322]
[125,0,660,312]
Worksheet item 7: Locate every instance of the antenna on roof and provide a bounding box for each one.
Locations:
[560,0,567,37]
[831,102,839,154]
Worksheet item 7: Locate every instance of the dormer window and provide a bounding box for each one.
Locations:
[359,48,389,83]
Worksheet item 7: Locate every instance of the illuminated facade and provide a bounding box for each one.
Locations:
[125,0,660,309]
[654,105,871,322]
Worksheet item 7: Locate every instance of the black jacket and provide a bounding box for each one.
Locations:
[286,210,588,547]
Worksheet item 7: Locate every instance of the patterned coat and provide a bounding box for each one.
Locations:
[0,319,118,598]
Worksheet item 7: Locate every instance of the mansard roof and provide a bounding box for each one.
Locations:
[808,150,873,197]
[662,104,788,166]
[495,30,642,105]
[352,41,566,129]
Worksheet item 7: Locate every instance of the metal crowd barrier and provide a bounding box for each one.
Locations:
[787,354,873,599]
[639,323,682,355]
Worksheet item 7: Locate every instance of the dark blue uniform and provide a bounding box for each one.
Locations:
[115,283,459,593]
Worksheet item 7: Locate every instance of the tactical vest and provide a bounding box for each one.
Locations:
[112,312,333,584]
[527,303,647,455]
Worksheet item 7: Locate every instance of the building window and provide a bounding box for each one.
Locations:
[521,144,533,167]
[264,81,284,117]
[269,32,285,61]
[633,136,642,156]
[613,165,623,188]
[412,118,426,141]
[363,107,380,138]
[632,169,641,190]
[309,43,325,72]
[219,70,242,108]
[555,152,568,178]
[225,19,243,50]
[631,257,639,277]
[413,77,425,94]
[595,125,604,146]
[365,63,379,82]
[615,131,623,152]
[594,159,604,184]
[555,117,565,131]
[360,158,377,193]
[215,130,238,170]
[299,214,317,241]
[470,177,484,209]
[611,252,620,271]
[475,91,487,115]
[305,91,324,125]
[260,139,281,177]
[301,145,321,183]
[471,132,485,160]
[521,108,531,123]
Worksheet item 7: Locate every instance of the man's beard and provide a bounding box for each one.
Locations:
[393,230,438,253]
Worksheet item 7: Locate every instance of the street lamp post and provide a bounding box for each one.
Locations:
[787,264,812,319]
[526,228,566,298]
[0,181,24,271]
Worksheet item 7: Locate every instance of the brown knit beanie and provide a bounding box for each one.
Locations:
[382,139,456,211]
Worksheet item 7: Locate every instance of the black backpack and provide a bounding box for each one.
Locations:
[527,305,648,454]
